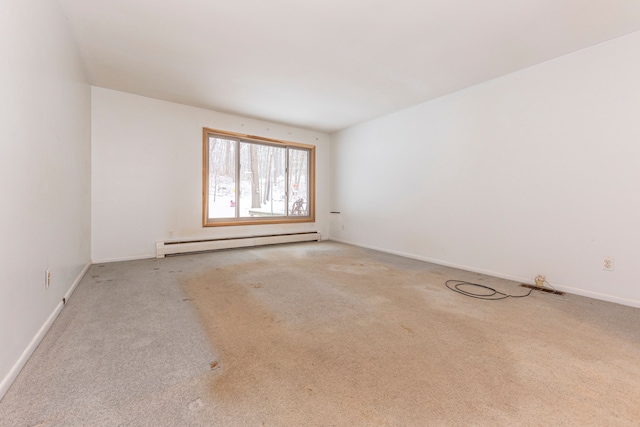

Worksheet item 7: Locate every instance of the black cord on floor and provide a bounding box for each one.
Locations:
[445,280,533,300]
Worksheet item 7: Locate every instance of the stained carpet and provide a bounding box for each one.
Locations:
[1,241,639,426]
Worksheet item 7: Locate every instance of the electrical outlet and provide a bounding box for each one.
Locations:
[535,275,545,287]
[45,269,51,289]
[341,224,345,231]
[603,257,614,271]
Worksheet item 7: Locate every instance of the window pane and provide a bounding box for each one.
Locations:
[239,142,286,218]
[288,148,309,216]
[203,128,314,226]
[207,137,237,219]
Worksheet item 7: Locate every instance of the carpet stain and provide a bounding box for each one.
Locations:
[399,324,414,334]
[182,250,507,425]
[181,243,640,426]
[328,261,390,275]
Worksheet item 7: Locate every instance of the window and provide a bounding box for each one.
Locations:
[203,128,315,226]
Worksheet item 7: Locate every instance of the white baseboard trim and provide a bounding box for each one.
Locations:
[545,285,640,308]
[65,262,91,302]
[0,262,91,402]
[328,238,640,308]
[92,254,156,264]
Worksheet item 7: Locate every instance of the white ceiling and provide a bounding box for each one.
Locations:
[59,0,640,133]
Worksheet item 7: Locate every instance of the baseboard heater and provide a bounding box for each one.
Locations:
[156,231,321,258]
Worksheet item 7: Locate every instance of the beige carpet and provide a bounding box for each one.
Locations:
[1,241,639,426]
[182,242,640,426]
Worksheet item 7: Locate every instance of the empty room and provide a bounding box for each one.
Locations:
[2,0,640,425]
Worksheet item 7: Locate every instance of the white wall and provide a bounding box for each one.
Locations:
[331,31,640,307]
[0,0,91,399]
[91,88,330,262]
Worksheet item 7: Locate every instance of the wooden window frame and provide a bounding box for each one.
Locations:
[202,127,316,227]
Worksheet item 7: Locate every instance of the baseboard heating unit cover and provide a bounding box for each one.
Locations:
[156,232,321,258]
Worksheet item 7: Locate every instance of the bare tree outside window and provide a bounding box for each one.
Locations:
[207,137,236,219]
[288,148,309,216]
[203,128,314,226]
